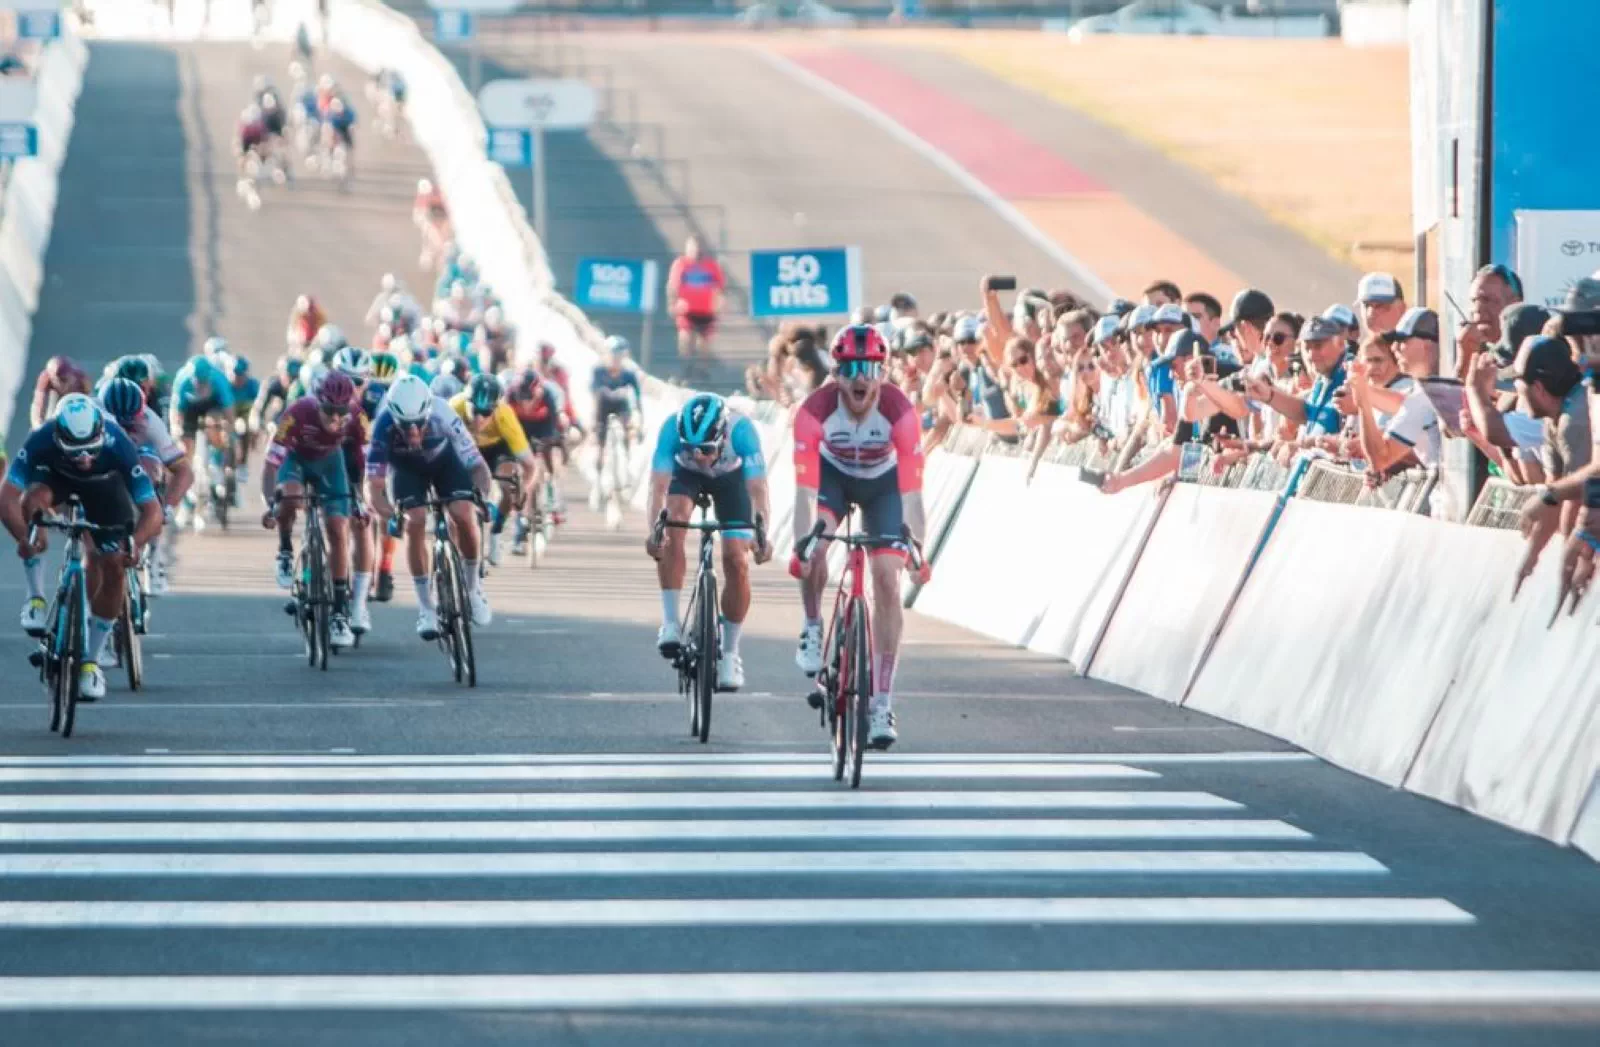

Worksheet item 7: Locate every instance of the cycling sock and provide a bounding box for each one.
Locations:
[412,576,435,612]
[86,616,115,666]
[873,651,898,702]
[463,561,481,594]
[380,538,396,574]
[22,556,44,600]
[803,616,822,632]
[661,589,681,627]
[333,580,351,615]
[352,572,371,609]
[278,531,293,555]
[721,618,742,657]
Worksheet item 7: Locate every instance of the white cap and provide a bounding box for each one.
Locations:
[1356,272,1402,303]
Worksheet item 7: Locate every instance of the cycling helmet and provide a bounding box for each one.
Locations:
[604,335,630,358]
[315,324,347,352]
[369,351,400,382]
[509,366,542,401]
[315,370,355,411]
[304,363,330,396]
[537,341,558,363]
[386,374,433,425]
[303,347,326,371]
[115,355,151,387]
[203,336,229,357]
[430,373,463,399]
[830,323,888,362]
[676,393,728,450]
[332,345,372,380]
[231,355,251,378]
[99,378,145,425]
[467,373,502,416]
[53,394,106,457]
[140,353,164,379]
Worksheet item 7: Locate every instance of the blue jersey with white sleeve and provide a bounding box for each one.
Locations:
[6,420,157,505]
[172,359,235,413]
[592,365,642,410]
[651,412,765,480]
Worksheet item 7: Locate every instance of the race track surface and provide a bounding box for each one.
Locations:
[0,26,1596,1047]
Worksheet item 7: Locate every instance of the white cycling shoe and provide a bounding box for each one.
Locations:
[656,621,682,658]
[79,662,107,702]
[329,615,355,650]
[716,653,745,692]
[795,623,823,676]
[868,700,898,750]
[350,602,372,635]
[468,589,492,628]
[275,551,295,590]
[20,597,46,637]
[416,608,440,641]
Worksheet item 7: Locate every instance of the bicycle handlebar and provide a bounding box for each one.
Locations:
[794,519,925,572]
[651,509,768,548]
[27,510,131,548]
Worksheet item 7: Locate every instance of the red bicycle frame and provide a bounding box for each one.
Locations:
[819,537,874,723]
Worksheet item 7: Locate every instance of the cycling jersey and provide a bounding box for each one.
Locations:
[230,376,261,415]
[542,364,579,426]
[592,365,642,411]
[264,397,365,472]
[793,383,923,493]
[365,395,484,478]
[360,380,389,423]
[31,361,91,423]
[239,118,266,149]
[8,419,157,506]
[448,394,531,457]
[122,407,185,466]
[651,412,766,481]
[171,360,236,419]
[669,255,725,316]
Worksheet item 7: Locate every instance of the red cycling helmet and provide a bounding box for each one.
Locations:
[316,370,356,411]
[537,341,558,362]
[830,323,888,362]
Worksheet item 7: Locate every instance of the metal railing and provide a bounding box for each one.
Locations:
[1467,478,1533,531]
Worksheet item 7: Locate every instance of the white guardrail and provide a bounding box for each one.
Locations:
[0,29,90,435]
[333,0,1599,863]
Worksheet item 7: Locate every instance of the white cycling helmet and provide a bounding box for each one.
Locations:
[332,345,372,380]
[429,373,463,399]
[53,394,106,456]
[304,363,330,396]
[386,373,432,425]
[315,324,347,352]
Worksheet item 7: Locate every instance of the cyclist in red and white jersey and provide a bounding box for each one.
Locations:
[790,324,930,748]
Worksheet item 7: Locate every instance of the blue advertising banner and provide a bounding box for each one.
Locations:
[434,10,476,42]
[17,10,60,40]
[0,123,38,159]
[748,246,861,318]
[574,258,659,314]
[485,126,533,167]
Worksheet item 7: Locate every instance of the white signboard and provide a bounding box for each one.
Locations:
[476,78,596,132]
[0,80,36,124]
[1514,210,1600,310]
[424,0,519,10]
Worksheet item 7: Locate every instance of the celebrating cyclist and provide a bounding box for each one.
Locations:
[30,355,92,428]
[644,392,771,692]
[589,335,643,510]
[1,395,163,700]
[791,324,929,749]
[364,374,493,639]
[260,371,365,650]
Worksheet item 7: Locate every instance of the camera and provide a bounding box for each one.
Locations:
[1558,309,1600,338]
[985,276,1017,293]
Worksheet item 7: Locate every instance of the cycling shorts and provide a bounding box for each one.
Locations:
[668,467,753,542]
[177,402,228,440]
[481,440,518,475]
[275,451,352,519]
[35,474,136,551]
[390,449,476,512]
[816,459,903,556]
[594,400,633,445]
[520,416,560,446]
[677,311,716,337]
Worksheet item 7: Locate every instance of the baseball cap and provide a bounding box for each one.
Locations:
[1356,272,1404,304]
[1162,329,1207,359]
[1151,303,1190,328]
[1492,303,1551,363]
[1105,297,1135,317]
[1124,303,1157,333]
[1299,315,1345,342]
[1091,315,1121,346]
[1320,303,1358,331]
[952,315,982,343]
[1220,288,1274,334]
[889,291,917,313]
[1381,307,1440,343]
[1565,277,1600,312]
[1507,335,1581,396]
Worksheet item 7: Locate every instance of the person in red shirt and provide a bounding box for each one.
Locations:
[30,356,91,428]
[666,236,726,376]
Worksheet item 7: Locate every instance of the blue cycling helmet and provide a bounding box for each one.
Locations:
[676,393,727,449]
[99,377,145,425]
[467,372,501,416]
[231,355,251,378]
[115,355,151,387]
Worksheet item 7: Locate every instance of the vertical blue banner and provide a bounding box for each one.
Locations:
[434,10,476,43]
[485,127,533,167]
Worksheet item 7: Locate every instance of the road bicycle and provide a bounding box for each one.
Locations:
[598,413,637,532]
[423,496,479,686]
[796,520,923,788]
[652,498,765,744]
[275,489,333,671]
[110,550,150,694]
[26,501,131,739]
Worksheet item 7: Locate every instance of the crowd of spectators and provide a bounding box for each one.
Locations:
[741,263,1600,596]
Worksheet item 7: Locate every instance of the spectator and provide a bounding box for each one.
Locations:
[1102,331,1232,493]
[1354,308,1444,475]
[1184,292,1225,352]
[1143,279,1181,306]
[665,235,726,378]
[1246,315,1349,447]
[1491,302,1552,369]
[1321,303,1361,348]
[1456,263,1524,378]
[889,291,918,330]
[1219,288,1275,368]
[1356,272,1407,337]
[922,354,972,452]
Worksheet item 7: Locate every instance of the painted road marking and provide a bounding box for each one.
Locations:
[0,850,1386,878]
[1,970,1596,1010]
[0,751,1308,766]
[0,790,1243,814]
[0,897,1472,929]
[0,818,1309,844]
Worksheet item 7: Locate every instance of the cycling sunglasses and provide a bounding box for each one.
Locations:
[689,441,720,456]
[837,359,883,381]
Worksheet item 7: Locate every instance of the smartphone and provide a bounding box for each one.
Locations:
[1077,468,1106,489]
[1200,356,1218,378]
[986,276,1018,292]
[1560,310,1600,337]
[1178,441,1205,480]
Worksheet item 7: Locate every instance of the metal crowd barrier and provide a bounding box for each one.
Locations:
[1466,477,1533,530]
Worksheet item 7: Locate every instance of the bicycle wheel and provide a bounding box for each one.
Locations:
[823,615,846,782]
[59,577,84,739]
[847,599,870,789]
[296,554,317,668]
[308,530,330,672]
[450,544,476,688]
[117,596,143,692]
[681,585,700,739]
[46,597,65,733]
[694,570,717,744]
[435,544,463,682]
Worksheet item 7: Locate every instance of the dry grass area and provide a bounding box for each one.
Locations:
[858,29,1412,274]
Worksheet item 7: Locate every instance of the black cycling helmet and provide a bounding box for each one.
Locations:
[99,377,145,425]
[115,355,151,387]
[467,372,502,416]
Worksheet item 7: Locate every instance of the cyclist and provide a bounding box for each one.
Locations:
[286,295,327,351]
[315,323,348,356]
[2,395,163,700]
[589,335,643,511]
[332,346,379,634]
[258,90,291,180]
[169,354,236,523]
[321,96,355,177]
[30,355,92,428]
[260,370,365,650]
[666,235,726,376]
[366,350,401,602]
[364,374,493,638]
[99,378,192,595]
[473,305,515,374]
[537,341,583,442]
[506,364,567,548]
[251,353,301,437]
[413,178,450,268]
[451,373,536,566]
[235,104,269,194]
[790,324,930,749]
[643,392,771,692]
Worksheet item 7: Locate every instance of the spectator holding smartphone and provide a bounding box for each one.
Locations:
[1245,315,1350,451]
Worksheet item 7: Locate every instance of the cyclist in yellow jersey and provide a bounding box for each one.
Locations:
[451,374,535,565]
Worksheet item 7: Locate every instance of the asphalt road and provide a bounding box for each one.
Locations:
[0,28,1597,1047]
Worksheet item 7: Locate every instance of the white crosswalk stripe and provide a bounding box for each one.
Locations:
[0,751,1500,1013]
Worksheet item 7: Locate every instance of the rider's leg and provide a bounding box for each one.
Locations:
[403,506,431,608]
[869,552,905,707]
[16,484,54,608]
[720,537,751,658]
[274,478,302,555]
[800,509,839,628]
[324,512,351,618]
[350,510,374,625]
[85,547,128,666]
[656,493,693,630]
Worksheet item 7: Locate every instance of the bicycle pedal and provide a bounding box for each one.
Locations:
[27,650,43,669]
[283,600,298,616]
[806,688,824,710]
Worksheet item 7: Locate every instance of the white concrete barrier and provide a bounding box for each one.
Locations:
[0,29,90,434]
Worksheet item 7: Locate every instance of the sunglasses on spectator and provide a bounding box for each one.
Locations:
[1010,355,1034,367]
[1076,361,1096,373]
[837,359,883,380]
[1268,332,1291,346]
